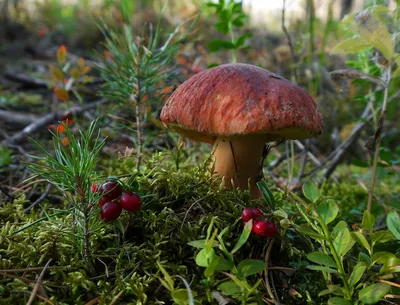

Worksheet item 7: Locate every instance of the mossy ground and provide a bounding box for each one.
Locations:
[1,143,396,305]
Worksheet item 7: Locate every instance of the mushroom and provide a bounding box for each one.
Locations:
[160,63,323,198]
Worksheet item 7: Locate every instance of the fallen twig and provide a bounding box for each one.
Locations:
[1,99,107,146]
[0,110,40,126]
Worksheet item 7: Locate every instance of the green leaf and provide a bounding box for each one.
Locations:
[380,256,400,275]
[273,209,288,219]
[318,289,332,297]
[187,239,218,249]
[195,248,215,267]
[204,255,220,278]
[328,297,352,305]
[349,263,367,287]
[257,180,275,209]
[371,231,394,245]
[232,16,245,27]
[333,227,355,258]
[302,181,320,203]
[307,265,338,273]
[218,281,242,296]
[358,283,390,304]
[171,289,197,305]
[331,36,372,54]
[157,262,174,291]
[231,219,252,254]
[387,211,400,240]
[316,200,339,224]
[237,259,266,277]
[371,252,396,265]
[327,285,345,296]
[332,221,348,239]
[215,256,234,271]
[235,33,252,48]
[295,225,325,240]
[208,39,236,52]
[358,252,371,265]
[351,232,371,253]
[361,210,376,231]
[307,252,337,268]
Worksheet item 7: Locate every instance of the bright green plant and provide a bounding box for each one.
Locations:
[97,10,193,171]
[26,119,105,270]
[331,4,400,213]
[0,146,12,169]
[188,217,265,304]
[205,0,252,63]
[293,181,398,305]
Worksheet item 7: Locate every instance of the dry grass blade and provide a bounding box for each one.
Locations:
[12,290,55,305]
[110,290,124,305]
[26,258,52,305]
[84,297,101,305]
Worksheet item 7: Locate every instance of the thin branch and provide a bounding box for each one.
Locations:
[331,69,385,87]
[23,183,52,214]
[282,0,298,81]
[367,65,392,212]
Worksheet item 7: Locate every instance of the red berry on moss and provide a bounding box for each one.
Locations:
[119,192,142,212]
[100,201,122,222]
[102,181,122,200]
[252,220,277,237]
[241,208,255,222]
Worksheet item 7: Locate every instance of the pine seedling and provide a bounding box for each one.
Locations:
[26,119,106,270]
[96,11,195,171]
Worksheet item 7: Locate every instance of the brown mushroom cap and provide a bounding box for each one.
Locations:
[160,63,323,144]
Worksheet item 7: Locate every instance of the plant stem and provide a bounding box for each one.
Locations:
[319,220,351,297]
[367,65,392,213]
[134,96,143,172]
[229,22,237,63]
[134,43,143,172]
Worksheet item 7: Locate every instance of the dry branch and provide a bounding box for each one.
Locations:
[1,99,107,146]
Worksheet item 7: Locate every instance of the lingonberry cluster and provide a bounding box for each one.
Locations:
[92,181,142,222]
[241,208,278,238]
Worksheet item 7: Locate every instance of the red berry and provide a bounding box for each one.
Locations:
[102,181,122,200]
[100,201,122,222]
[119,192,142,212]
[252,220,278,238]
[98,197,108,207]
[91,184,100,193]
[253,208,263,219]
[241,208,255,222]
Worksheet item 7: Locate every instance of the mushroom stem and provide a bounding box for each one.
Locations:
[212,134,267,199]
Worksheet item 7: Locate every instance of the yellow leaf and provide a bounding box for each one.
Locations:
[57,45,67,65]
[78,57,85,70]
[355,12,394,60]
[70,67,81,80]
[331,36,372,55]
[49,65,64,82]
[82,66,91,75]
[54,87,69,102]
